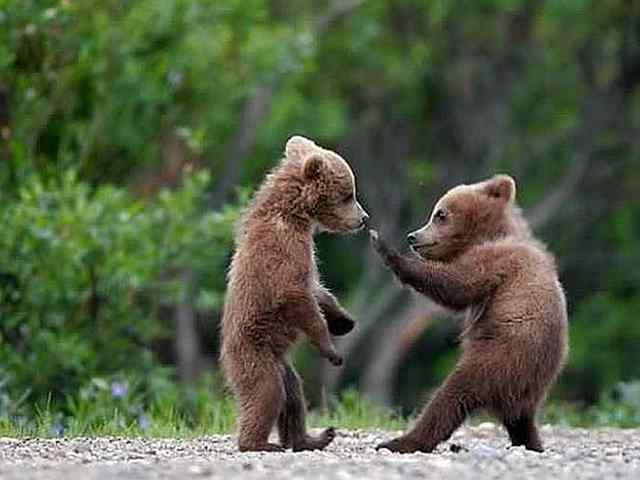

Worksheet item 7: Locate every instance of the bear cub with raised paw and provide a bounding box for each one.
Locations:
[370,175,568,453]
[220,136,368,452]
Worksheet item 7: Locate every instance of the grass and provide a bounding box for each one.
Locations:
[0,389,405,438]
[312,389,406,431]
[1,384,639,439]
[0,399,236,439]
[541,401,640,428]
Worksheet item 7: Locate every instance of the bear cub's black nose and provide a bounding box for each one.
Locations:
[361,213,370,226]
[407,233,417,245]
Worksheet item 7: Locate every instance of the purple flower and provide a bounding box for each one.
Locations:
[50,421,64,437]
[110,381,128,399]
[138,414,151,432]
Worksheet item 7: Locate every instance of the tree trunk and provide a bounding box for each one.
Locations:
[175,270,203,383]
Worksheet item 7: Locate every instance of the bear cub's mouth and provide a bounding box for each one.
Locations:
[355,220,368,231]
[349,216,369,233]
[411,241,438,249]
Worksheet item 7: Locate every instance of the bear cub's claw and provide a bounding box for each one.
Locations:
[291,427,337,452]
[376,436,428,454]
[369,229,389,257]
[327,352,344,367]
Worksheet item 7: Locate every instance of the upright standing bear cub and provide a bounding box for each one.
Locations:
[371,175,568,453]
[221,136,368,452]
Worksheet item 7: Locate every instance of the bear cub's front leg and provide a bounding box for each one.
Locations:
[315,286,356,336]
[369,229,425,288]
[284,294,344,366]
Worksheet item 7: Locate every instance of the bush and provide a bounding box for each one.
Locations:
[0,170,239,417]
[543,381,640,428]
[560,293,640,403]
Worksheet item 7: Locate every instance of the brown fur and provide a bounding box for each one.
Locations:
[220,136,368,452]
[370,175,569,453]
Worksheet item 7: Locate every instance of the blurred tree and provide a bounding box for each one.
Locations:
[0,0,639,413]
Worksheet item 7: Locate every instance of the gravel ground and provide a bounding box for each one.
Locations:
[1,424,639,479]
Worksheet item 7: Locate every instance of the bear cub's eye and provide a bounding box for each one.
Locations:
[433,209,448,223]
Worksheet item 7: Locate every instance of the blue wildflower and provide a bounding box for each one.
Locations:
[110,381,128,399]
[138,414,151,432]
[50,421,64,437]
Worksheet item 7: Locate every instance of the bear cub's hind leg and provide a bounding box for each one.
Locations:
[377,367,482,453]
[236,360,286,452]
[502,412,543,452]
[277,363,336,451]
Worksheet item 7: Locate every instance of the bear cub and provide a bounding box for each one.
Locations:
[370,175,568,453]
[220,136,368,452]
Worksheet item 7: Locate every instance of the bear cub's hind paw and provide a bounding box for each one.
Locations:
[238,442,285,453]
[376,436,430,454]
[292,427,337,452]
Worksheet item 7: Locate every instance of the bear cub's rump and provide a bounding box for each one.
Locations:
[220,136,368,452]
[371,175,569,453]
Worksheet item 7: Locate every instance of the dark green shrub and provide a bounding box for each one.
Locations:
[0,170,239,415]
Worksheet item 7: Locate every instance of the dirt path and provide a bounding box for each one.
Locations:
[1,425,638,479]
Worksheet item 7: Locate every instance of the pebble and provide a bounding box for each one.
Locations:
[0,427,638,479]
[477,422,496,430]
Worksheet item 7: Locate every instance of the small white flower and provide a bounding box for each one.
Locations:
[44,7,58,20]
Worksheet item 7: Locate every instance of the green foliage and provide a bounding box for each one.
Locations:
[543,381,640,428]
[0,0,639,431]
[0,0,296,184]
[561,294,640,403]
[0,171,239,414]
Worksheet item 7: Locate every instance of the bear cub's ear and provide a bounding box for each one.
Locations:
[302,153,326,180]
[285,135,317,162]
[482,174,516,203]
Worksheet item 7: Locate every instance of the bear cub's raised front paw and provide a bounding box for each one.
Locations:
[327,314,355,336]
[369,229,390,257]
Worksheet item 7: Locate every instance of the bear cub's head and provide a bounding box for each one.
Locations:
[285,136,369,234]
[407,175,518,261]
